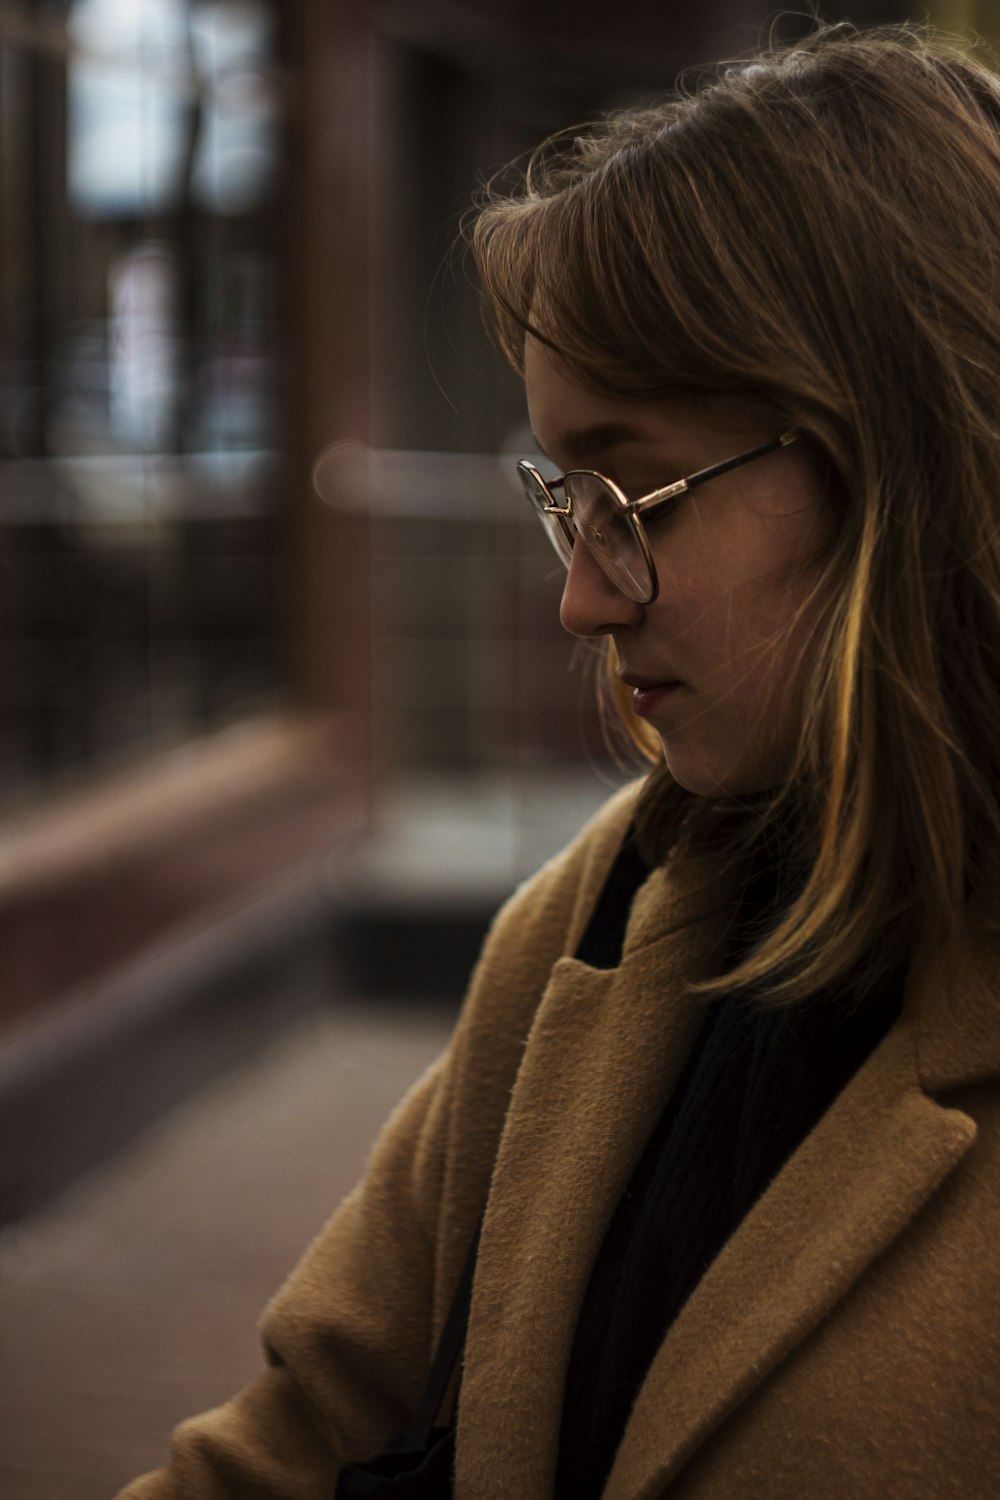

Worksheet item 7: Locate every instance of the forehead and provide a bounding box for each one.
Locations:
[523,337,767,466]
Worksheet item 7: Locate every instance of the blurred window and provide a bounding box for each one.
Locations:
[0,0,283,818]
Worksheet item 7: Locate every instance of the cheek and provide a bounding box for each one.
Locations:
[722,509,832,641]
[729,573,832,747]
[655,566,771,668]
[678,569,826,718]
[651,492,835,673]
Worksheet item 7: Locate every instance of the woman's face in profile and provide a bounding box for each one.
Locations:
[524,338,837,797]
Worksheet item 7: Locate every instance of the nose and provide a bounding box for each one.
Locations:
[559,540,644,638]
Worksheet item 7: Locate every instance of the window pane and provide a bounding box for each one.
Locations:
[0,0,284,817]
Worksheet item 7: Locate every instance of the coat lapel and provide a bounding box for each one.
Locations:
[603,1008,976,1499]
[456,860,721,1499]
[457,853,999,1500]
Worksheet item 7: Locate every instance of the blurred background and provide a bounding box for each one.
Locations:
[0,0,991,1494]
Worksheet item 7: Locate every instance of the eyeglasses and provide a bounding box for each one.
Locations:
[516,429,799,604]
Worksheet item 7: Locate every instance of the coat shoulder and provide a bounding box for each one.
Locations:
[483,776,645,969]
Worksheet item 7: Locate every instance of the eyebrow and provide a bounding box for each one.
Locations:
[530,420,657,467]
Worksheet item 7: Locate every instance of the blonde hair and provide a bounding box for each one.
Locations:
[470,22,1000,1007]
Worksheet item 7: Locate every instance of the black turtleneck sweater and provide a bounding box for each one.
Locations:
[554,827,907,1500]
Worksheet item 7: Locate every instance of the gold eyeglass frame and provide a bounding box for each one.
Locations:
[517,429,799,604]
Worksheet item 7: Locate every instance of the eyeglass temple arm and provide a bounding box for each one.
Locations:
[632,430,798,514]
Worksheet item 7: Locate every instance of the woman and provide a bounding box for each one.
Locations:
[117,23,1000,1499]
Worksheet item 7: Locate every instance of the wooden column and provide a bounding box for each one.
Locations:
[280,0,376,820]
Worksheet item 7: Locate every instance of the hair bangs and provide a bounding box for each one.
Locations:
[473,120,768,404]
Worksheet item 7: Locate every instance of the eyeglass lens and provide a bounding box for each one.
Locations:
[563,473,652,602]
[518,466,654,603]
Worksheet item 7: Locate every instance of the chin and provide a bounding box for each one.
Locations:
[662,747,781,799]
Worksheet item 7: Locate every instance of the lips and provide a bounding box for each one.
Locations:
[619,671,686,720]
[619,671,683,691]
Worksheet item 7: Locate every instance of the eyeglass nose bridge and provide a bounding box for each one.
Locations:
[529,471,570,515]
[532,480,577,565]
[523,466,574,524]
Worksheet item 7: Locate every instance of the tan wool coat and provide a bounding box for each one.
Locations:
[117,781,1000,1500]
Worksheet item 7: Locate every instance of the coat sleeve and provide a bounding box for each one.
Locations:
[112,781,641,1499]
[113,1043,455,1499]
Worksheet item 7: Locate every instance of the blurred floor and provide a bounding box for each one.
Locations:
[0,997,455,1500]
[0,765,625,1497]
[2,768,619,1223]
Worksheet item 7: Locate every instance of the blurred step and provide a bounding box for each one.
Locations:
[325,769,618,999]
[330,894,495,1000]
[0,867,336,1230]
[0,770,620,1225]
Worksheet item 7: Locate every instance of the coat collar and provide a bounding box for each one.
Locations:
[603,1013,975,1500]
[458,904,712,1499]
[910,883,1000,1092]
[456,855,997,1500]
